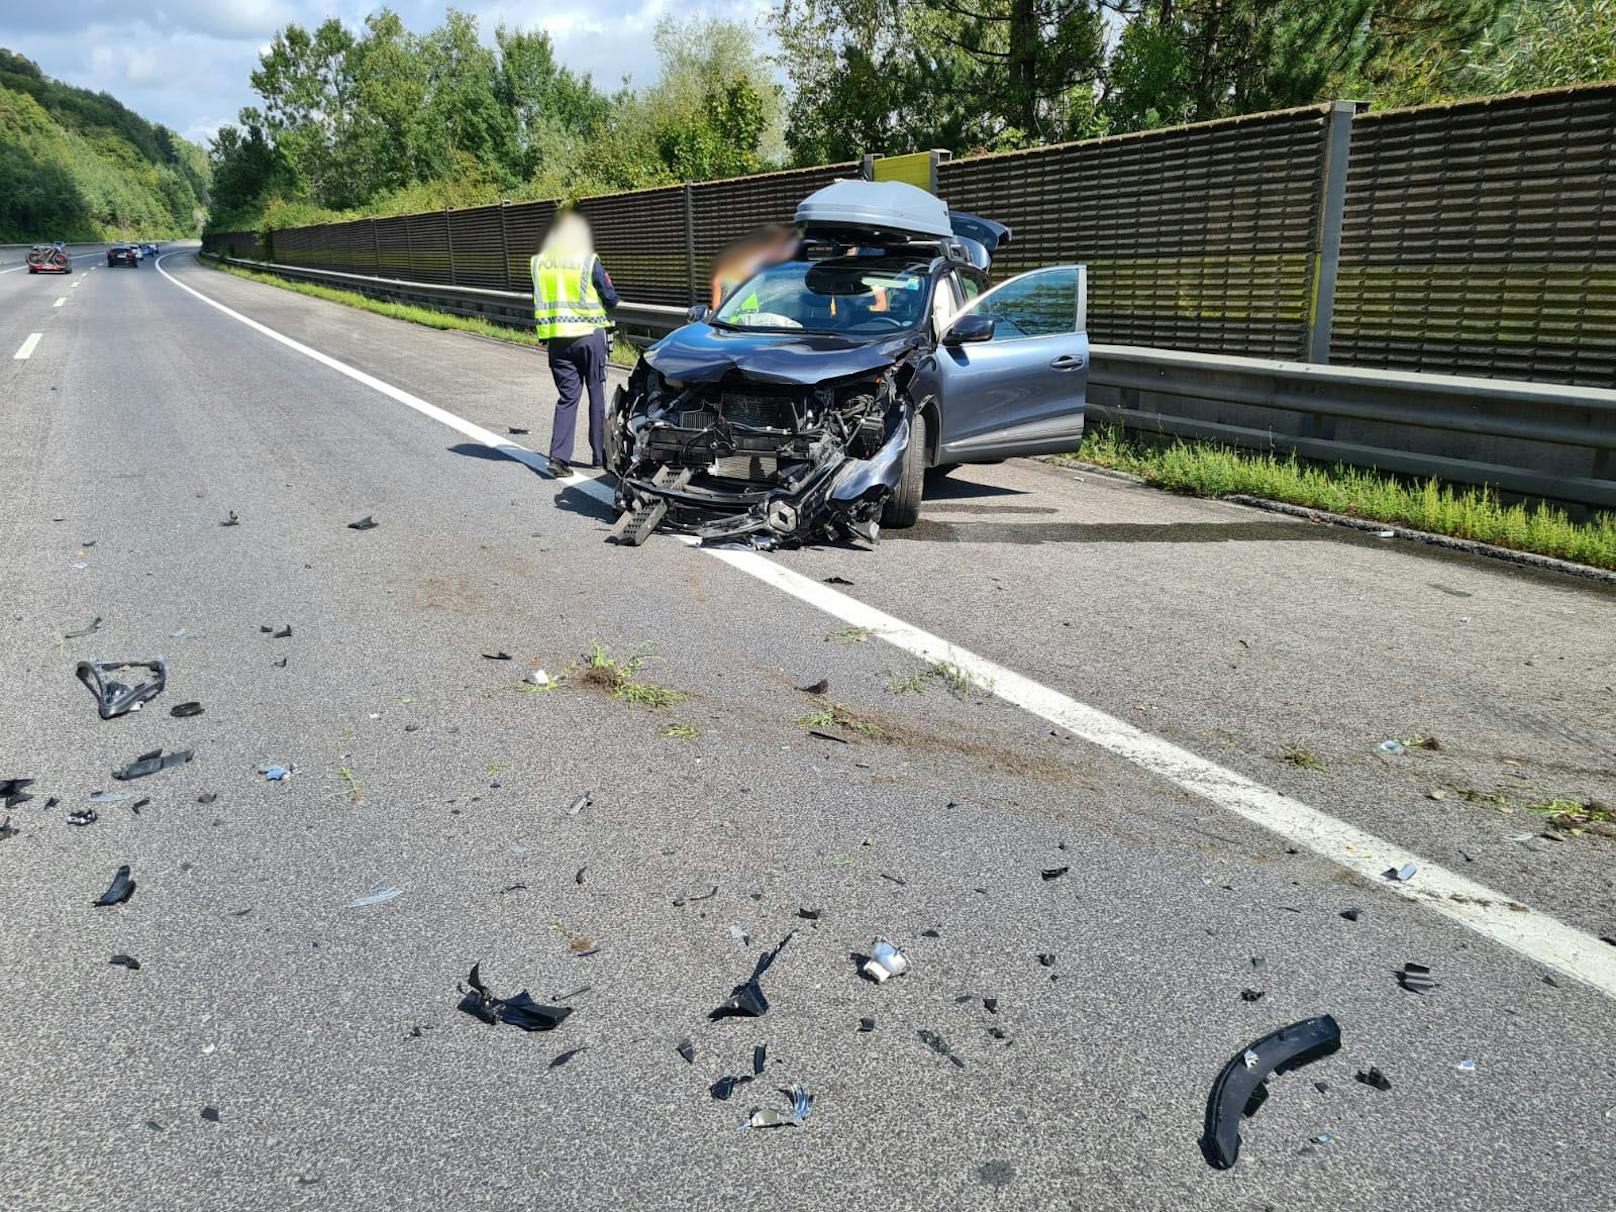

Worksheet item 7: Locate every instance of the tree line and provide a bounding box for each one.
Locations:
[208,0,1616,233]
[0,49,210,242]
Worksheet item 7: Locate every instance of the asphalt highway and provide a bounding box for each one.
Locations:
[1,251,1612,1211]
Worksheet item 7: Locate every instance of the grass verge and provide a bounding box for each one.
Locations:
[1057,428,1616,571]
[205,258,640,368]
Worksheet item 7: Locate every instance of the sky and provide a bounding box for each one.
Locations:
[0,0,778,147]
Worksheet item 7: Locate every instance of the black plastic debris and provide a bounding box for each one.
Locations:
[130,798,149,814]
[272,656,288,668]
[574,867,587,886]
[753,1044,767,1075]
[1041,866,1069,881]
[76,658,167,719]
[673,886,718,907]
[457,962,573,1032]
[797,908,822,921]
[62,616,103,639]
[710,1074,752,1101]
[1038,953,1057,968]
[797,678,830,695]
[549,1047,587,1069]
[1384,862,1418,882]
[921,928,941,939]
[1340,908,1363,922]
[919,1029,966,1069]
[1355,1067,1392,1091]
[0,816,17,841]
[170,702,204,718]
[1397,962,1437,994]
[676,1038,695,1064]
[508,426,529,435]
[260,624,292,639]
[1,777,33,808]
[858,1017,876,1033]
[880,872,907,886]
[807,729,847,744]
[1199,1014,1341,1171]
[68,808,98,827]
[220,511,240,527]
[197,792,217,804]
[1314,1080,1330,1093]
[823,576,854,585]
[112,747,192,781]
[983,998,999,1014]
[710,931,794,1020]
[201,1107,222,1123]
[1240,989,1265,1003]
[110,954,141,970]
[481,651,512,661]
[93,864,135,907]
[347,515,378,530]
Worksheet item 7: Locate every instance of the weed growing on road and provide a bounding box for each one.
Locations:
[1059,428,1616,571]
[569,641,687,708]
[1457,787,1512,810]
[207,261,641,367]
[797,701,886,738]
[336,766,364,804]
[663,723,701,740]
[1270,745,1328,773]
[829,625,875,643]
[1527,797,1612,834]
[887,660,991,700]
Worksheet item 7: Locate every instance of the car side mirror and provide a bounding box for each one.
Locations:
[686,304,711,323]
[944,314,995,345]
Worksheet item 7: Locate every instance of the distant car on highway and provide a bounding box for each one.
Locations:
[25,244,72,274]
[106,246,139,268]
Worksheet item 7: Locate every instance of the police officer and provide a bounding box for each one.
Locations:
[530,213,617,476]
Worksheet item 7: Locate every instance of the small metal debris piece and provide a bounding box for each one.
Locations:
[880,871,907,886]
[797,907,822,921]
[1340,908,1363,922]
[1355,1067,1392,1092]
[110,954,141,970]
[807,729,847,744]
[862,937,910,984]
[1242,1049,1260,1070]
[1041,866,1069,881]
[220,511,240,526]
[88,791,128,803]
[1310,1132,1334,1145]
[743,1084,812,1130]
[676,1038,695,1064]
[347,515,378,530]
[349,882,403,908]
[68,808,98,826]
[1386,862,1418,882]
[170,701,203,718]
[112,747,192,781]
[1038,953,1056,967]
[1457,1058,1476,1073]
[919,1029,965,1069]
[1240,989,1265,1002]
[457,962,572,1032]
[62,616,103,639]
[753,1044,767,1075]
[1379,739,1406,753]
[1397,962,1437,994]
[566,794,591,816]
[93,864,135,907]
[858,1017,876,1033]
[76,658,167,718]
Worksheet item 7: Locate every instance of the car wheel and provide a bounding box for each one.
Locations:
[925,462,961,481]
[880,408,926,530]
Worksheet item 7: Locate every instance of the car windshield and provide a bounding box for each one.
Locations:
[712,258,931,336]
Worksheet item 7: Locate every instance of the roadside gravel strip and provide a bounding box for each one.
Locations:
[155,253,1616,999]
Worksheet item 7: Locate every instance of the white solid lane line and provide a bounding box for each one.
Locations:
[14,333,42,360]
[155,253,1616,1000]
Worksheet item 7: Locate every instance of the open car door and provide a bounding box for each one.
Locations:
[932,265,1088,463]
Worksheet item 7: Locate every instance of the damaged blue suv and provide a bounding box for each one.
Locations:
[607,180,1088,547]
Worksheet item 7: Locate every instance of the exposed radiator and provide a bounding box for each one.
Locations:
[710,454,780,482]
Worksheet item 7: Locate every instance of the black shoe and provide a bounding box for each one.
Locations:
[550,458,573,477]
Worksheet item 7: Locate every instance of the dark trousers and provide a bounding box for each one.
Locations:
[547,330,607,465]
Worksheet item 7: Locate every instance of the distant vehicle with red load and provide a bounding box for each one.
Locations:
[26,244,71,274]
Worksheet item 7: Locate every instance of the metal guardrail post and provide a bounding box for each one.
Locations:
[683,183,697,306]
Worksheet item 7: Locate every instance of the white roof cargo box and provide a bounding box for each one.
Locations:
[794,179,953,241]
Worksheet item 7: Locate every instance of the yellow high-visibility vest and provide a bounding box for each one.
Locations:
[530,251,608,339]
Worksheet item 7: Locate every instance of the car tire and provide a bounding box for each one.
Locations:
[881,408,926,530]
[925,462,961,480]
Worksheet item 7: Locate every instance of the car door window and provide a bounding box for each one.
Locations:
[955,266,1078,340]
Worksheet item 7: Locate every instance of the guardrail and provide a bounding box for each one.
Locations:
[204,253,1616,511]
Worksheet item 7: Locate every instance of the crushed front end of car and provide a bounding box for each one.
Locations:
[608,357,915,549]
